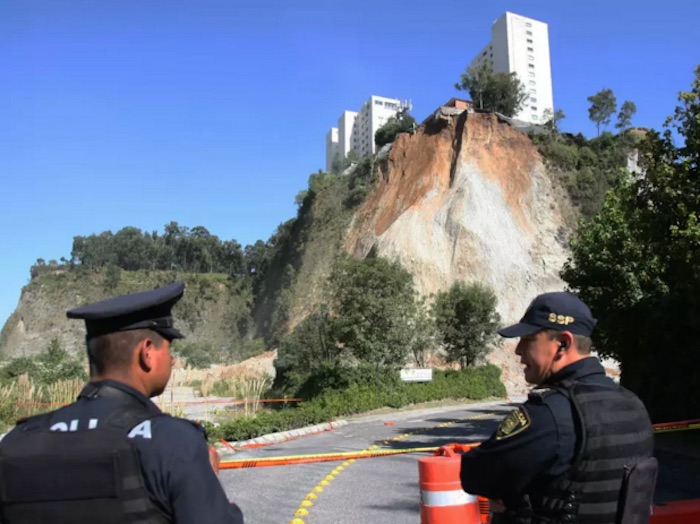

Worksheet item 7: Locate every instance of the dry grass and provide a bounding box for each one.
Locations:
[156,356,275,418]
[0,375,83,424]
[0,352,277,426]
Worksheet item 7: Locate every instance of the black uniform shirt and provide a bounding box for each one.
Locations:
[3,380,243,524]
[461,357,615,501]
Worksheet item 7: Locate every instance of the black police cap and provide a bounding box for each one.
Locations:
[67,282,186,340]
[498,291,597,338]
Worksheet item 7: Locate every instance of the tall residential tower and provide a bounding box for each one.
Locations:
[326,95,411,172]
[471,12,553,124]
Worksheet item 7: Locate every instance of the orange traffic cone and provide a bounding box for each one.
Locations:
[651,499,700,524]
[477,496,491,523]
[418,445,481,524]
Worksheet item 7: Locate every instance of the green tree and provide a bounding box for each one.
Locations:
[104,264,121,290]
[327,257,418,369]
[407,301,436,368]
[2,339,87,384]
[272,309,334,392]
[432,282,501,368]
[455,62,528,117]
[587,88,617,136]
[294,190,308,207]
[562,66,700,421]
[542,107,566,134]
[374,109,417,148]
[615,100,637,133]
[330,152,346,175]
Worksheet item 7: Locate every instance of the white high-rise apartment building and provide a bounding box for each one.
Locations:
[326,95,411,172]
[470,12,553,124]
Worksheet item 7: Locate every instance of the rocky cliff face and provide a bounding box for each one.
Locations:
[345,111,571,393]
[2,111,573,394]
[0,271,249,358]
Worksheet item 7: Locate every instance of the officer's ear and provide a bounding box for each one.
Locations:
[555,331,575,358]
[137,337,157,371]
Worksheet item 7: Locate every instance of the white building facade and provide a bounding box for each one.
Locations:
[470,12,553,125]
[326,95,411,172]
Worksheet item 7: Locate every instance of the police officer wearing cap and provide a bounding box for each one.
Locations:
[0,283,244,524]
[460,292,656,524]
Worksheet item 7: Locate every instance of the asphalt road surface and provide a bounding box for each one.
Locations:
[218,401,514,524]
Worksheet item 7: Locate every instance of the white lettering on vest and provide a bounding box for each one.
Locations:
[128,420,152,439]
[50,422,69,432]
[69,419,79,431]
[88,418,98,429]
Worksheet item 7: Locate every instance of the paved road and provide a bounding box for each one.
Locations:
[218,401,514,524]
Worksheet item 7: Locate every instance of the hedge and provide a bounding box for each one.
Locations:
[205,364,506,442]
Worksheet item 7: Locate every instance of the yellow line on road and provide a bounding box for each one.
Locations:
[286,411,496,524]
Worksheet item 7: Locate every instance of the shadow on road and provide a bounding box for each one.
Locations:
[364,481,420,515]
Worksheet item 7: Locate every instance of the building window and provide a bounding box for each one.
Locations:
[528,55,534,60]
[528,63,535,69]
[530,88,537,94]
[530,97,537,102]
[526,22,532,27]
[374,100,383,106]
[531,106,538,111]
[532,115,538,120]
[528,73,535,78]
[527,38,533,44]
[529,80,536,86]
[526,30,532,36]
[527,47,533,52]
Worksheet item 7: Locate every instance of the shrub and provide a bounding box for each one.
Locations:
[209,364,506,442]
[543,142,580,171]
[1,339,86,385]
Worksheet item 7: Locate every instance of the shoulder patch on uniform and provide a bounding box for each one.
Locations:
[496,407,531,440]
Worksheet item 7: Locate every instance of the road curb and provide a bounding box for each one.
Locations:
[215,398,517,455]
[217,419,349,455]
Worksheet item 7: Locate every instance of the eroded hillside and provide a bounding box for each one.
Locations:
[343,111,570,391]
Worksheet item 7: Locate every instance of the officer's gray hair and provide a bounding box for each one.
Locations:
[88,329,165,375]
[544,329,593,355]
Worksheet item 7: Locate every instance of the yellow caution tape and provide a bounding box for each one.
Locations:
[220,446,440,469]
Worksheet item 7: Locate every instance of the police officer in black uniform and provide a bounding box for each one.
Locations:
[0,282,244,524]
[460,292,656,524]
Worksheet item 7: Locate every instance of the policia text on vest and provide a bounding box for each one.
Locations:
[0,283,244,524]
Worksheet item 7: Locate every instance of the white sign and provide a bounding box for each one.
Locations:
[400,368,433,382]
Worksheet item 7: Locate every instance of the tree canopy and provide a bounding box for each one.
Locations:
[615,100,637,132]
[326,256,419,369]
[374,109,417,148]
[587,88,617,136]
[65,222,247,276]
[455,62,528,118]
[431,282,500,368]
[562,66,700,422]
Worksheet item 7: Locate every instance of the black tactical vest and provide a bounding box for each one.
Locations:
[0,385,170,524]
[525,380,655,524]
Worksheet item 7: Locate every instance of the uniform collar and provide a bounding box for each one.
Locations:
[87,379,158,409]
[544,356,605,386]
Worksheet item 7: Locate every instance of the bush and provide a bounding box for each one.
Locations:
[543,142,580,171]
[1,339,86,384]
[531,130,634,218]
[374,111,416,148]
[209,364,506,442]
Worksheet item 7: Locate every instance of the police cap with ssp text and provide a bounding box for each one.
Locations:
[498,291,597,338]
[66,282,186,341]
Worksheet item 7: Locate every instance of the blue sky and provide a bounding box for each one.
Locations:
[1,0,698,328]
